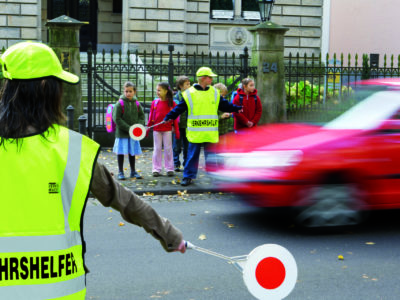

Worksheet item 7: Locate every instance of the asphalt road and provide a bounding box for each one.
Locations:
[84,195,400,300]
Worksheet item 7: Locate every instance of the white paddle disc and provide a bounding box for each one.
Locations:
[129,124,146,141]
[242,244,297,300]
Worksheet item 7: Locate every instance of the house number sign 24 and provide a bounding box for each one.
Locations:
[263,62,278,73]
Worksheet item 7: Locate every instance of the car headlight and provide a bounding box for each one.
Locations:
[220,150,303,169]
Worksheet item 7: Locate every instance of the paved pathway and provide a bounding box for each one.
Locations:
[98,147,219,196]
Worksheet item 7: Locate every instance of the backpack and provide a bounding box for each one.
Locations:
[105,99,140,133]
[239,94,257,106]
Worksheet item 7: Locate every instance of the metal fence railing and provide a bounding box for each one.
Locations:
[81,44,256,137]
[285,52,400,122]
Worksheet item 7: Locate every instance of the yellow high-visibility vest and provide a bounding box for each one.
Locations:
[183,86,220,143]
[0,125,100,300]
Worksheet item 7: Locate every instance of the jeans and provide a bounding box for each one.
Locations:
[173,128,188,168]
[183,142,211,179]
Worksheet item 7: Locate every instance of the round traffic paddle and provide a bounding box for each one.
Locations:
[129,121,166,141]
[186,242,297,300]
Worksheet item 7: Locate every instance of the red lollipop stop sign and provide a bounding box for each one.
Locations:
[129,124,146,141]
[243,244,297,300]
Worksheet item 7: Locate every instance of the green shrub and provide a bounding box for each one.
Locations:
[286,80,354,108]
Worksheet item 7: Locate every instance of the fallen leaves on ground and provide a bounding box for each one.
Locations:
[150,290,171,298]
[223,221,235,228]
[198,234,207,240]
[338,255,344,260]
[143,192,154,196]
[119,222,125,226]
[365,241,375,245]
[177,190,188,197]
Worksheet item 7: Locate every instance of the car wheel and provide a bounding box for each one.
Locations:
[295,183,365,228]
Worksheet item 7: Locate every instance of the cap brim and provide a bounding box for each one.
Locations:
[56,70,80,84]
[198,73,218,77]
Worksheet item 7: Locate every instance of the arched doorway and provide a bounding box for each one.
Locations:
[47,0,97,51]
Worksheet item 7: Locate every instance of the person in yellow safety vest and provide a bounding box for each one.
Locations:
[164,67,243,187]
[0,41,186,300]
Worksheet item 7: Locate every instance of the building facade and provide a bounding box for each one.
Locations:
[1,0,324,57]
[322,0,400,66]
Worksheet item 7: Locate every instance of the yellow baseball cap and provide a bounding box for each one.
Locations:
[196,67,217,77]
[0,41,79,84]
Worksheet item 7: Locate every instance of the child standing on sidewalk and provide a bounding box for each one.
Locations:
[214,83,232,136]
[113,81,145,180]
[232,78,262,132]
[148,82,180,177]
[173,76,190,172]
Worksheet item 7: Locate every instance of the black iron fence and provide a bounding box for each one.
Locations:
[2,45,400,131]
[285,52,400,122]
[81,45,256,137]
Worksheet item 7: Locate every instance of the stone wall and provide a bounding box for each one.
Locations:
[0,0,41,49]
[124,0,186,53]
[275,0,323,56]
[209,0,323,56]
[123,0,210,54]
[186,0,210,54]
[98,0,122,51]
[1,0,324,57]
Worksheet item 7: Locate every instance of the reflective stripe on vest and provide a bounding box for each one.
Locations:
[184,86,220,143]
[0,126,100,300]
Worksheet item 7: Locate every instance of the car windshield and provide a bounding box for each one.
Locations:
[324,91,400,130]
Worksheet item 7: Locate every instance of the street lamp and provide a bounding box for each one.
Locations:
[257,0,275,22]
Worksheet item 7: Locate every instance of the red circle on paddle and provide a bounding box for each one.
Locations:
[133,127,143,137]
[255,257,286,290]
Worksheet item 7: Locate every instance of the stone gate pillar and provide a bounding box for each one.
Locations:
[46,15,84,130]
[248,22,289,124]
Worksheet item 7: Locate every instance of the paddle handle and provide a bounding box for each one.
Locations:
[147,121,166,129]
[185,241,234,262]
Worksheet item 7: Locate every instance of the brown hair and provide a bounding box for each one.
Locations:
[241,78,254,87]
[0,77,65,148]
[176,76,190,90]
[123,81,137,95]
[157,82,174,107]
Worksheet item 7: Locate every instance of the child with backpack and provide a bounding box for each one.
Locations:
[232,78,262,132]
[112,81,145,180]
[148,82,180,177]
[173,76,190,172]
[214,83,232,136]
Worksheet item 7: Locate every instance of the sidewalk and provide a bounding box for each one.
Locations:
[98,148,218,195]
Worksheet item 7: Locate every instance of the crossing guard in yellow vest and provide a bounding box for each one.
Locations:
[0,41,186,300]
[164,67,243,187]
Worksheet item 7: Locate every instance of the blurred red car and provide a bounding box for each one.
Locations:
[206,79,400,227]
